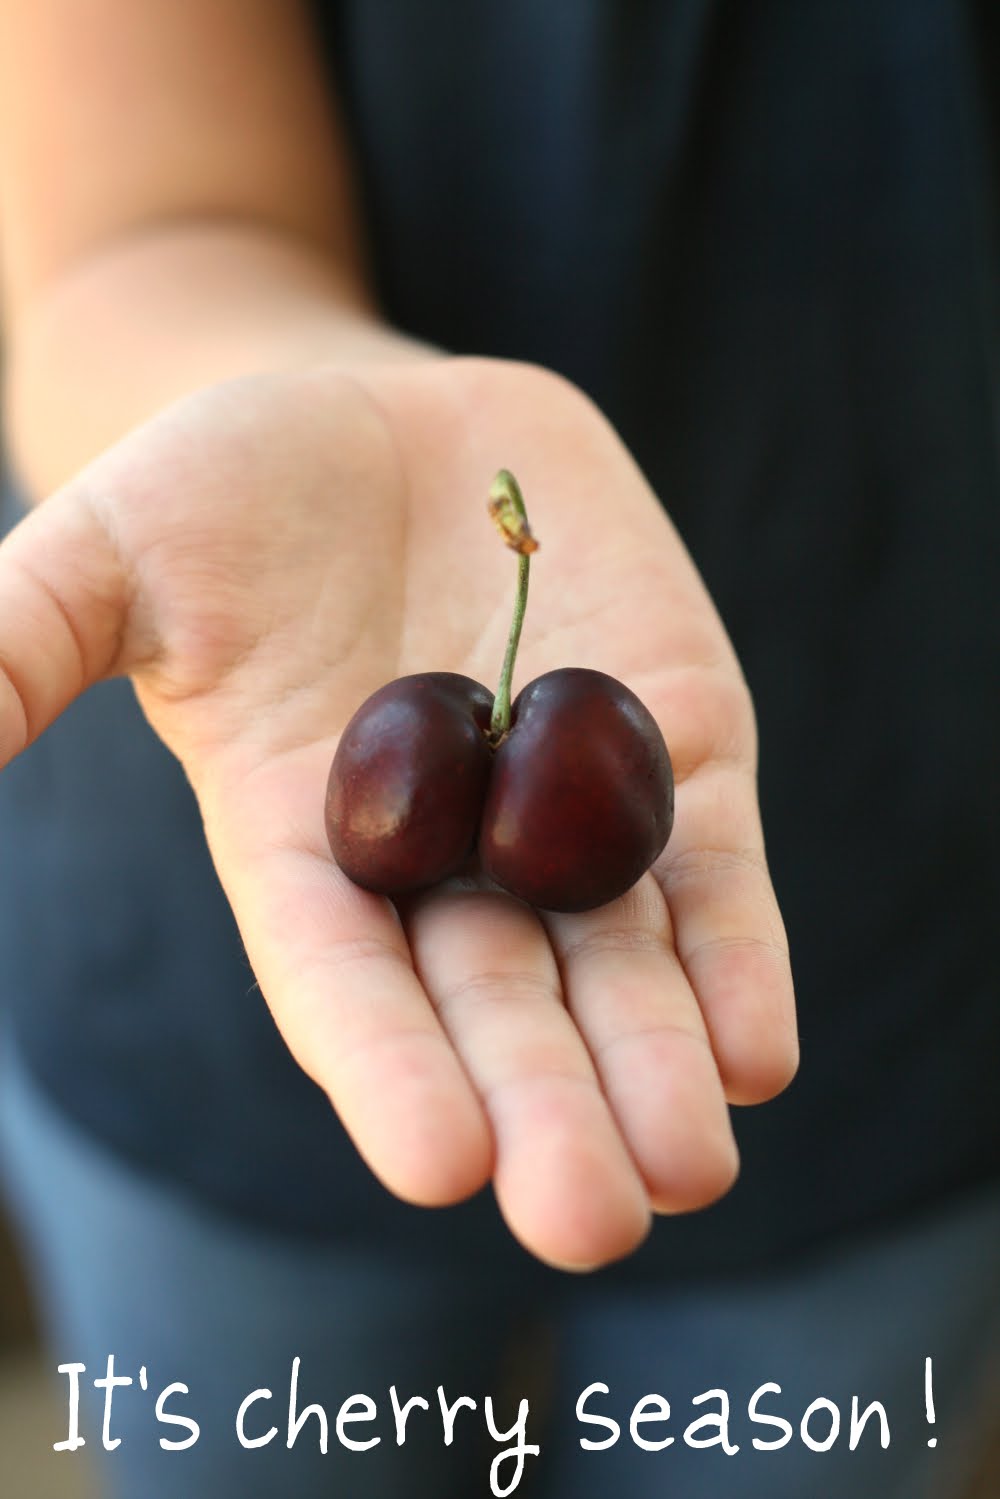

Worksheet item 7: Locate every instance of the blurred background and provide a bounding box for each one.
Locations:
[0,1197,998,1496]
[1,7,999,1495]
[0,1207,95,1497]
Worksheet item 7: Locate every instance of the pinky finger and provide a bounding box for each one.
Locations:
[657,765,799,1106]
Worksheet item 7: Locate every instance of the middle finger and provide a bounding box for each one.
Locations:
[402,887,651,1270]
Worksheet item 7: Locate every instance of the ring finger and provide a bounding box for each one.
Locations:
[401,886,651,1270]
[542,873,739,1213]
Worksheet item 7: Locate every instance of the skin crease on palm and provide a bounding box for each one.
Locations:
[0,353,798,1271]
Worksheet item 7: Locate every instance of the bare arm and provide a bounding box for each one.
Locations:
[0,0,408,492]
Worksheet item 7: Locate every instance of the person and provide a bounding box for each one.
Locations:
[0,2,997,1496]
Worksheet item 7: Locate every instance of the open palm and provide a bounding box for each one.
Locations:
[0,355,796,1269]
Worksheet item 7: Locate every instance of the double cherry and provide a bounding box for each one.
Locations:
[325,473,674,913]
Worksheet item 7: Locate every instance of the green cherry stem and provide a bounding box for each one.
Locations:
[487,469,538,744]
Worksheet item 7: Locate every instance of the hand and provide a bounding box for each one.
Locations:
[0,355,797,1269]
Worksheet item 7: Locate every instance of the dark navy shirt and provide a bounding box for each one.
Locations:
[1,0,998,1280]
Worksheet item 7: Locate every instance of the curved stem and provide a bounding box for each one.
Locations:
[487,469,537,742]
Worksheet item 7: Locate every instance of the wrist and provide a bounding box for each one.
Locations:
[3,220,430,496]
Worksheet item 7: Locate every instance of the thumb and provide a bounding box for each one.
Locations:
[0,486,142,767]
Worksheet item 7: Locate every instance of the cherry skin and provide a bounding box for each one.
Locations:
[326,474,674,910]
[479,668,674,912]
[325,672,494,895]
[326,666,674,912]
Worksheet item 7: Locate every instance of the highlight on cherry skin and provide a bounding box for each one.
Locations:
[325,471,674,913]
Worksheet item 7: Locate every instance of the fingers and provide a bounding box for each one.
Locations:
[403,888,652,1270]
[0,487,135,764]
[244,854,495,1206]
[209,745,655,1270]
[202,751,494,1209]
[199,723,791,1273]
[656,763,799,1105]
[541,876,740,1214]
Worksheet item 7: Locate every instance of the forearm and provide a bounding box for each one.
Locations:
[0,1,427,496]
[3,221,430,497]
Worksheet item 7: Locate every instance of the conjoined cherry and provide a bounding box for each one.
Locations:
[325,471,674,913]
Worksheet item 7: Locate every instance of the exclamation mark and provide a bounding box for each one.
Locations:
[925,1356,937,1447]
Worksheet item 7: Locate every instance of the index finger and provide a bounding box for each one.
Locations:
[200,743,495,1208]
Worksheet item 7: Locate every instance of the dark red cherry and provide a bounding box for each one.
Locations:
[325,672,493,895]
[478,668,674,912]
[326,473,675,911]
